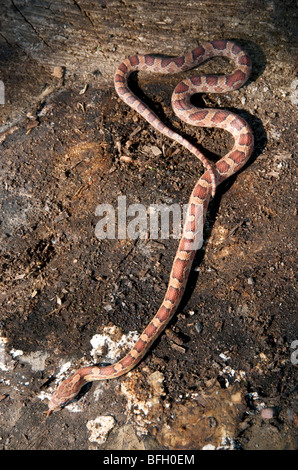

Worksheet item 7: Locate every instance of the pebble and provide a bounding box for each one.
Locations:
[52,66,64,79]
[195,322,203,334]
[261,408,275,419]
[120,155,133,163]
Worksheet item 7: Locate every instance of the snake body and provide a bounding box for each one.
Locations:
[47,40,253,414]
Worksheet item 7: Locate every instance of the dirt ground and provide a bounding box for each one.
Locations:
[0,5,297,452]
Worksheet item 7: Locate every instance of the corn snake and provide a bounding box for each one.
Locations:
[47,40,253,414]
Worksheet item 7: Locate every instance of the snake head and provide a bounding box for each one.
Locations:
[46,371,86,415]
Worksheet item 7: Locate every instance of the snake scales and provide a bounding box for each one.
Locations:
[47,40,253,414]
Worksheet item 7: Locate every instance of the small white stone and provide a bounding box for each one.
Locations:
[86,415,115,444]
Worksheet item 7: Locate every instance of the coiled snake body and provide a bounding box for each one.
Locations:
[47,40,253,414]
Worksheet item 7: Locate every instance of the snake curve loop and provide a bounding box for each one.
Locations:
[47,40,254,414]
